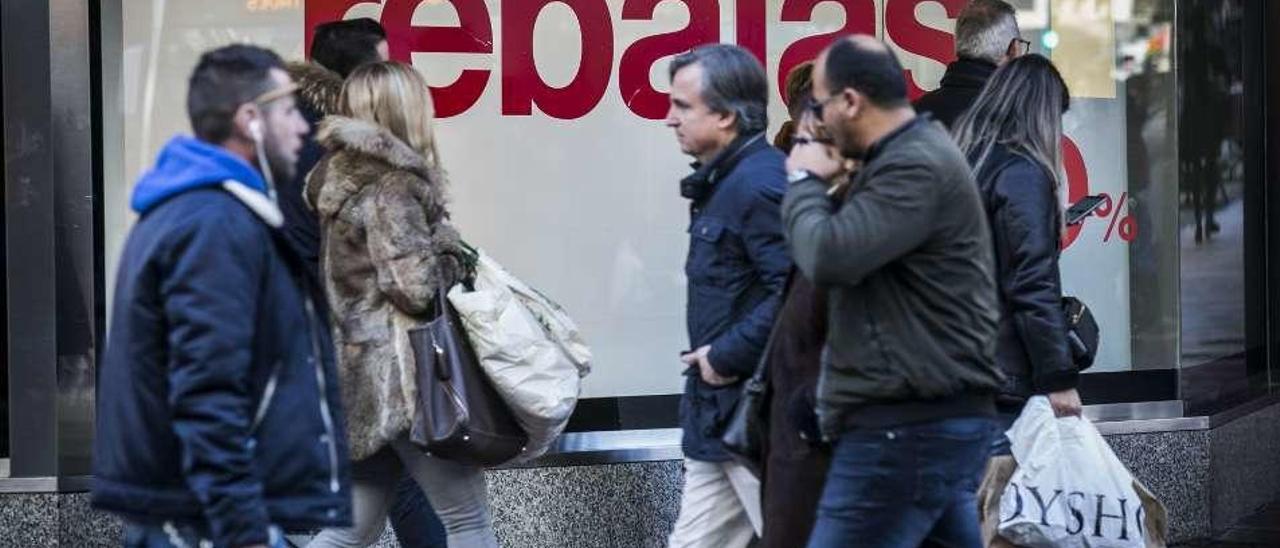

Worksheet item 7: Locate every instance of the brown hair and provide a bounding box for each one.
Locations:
[340,61,440,167]
[783,61,815,120]
[775,61,816,152]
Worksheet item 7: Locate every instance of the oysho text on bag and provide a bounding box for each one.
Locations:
[995,396,1168,548]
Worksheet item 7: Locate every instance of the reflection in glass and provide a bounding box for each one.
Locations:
[1177,0,1255,411]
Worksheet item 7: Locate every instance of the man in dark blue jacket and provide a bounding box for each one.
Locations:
[664,44,789,548]
[93,45,351,548]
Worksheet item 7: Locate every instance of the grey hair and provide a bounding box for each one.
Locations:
[955,0,1021,64]
[954,54,1071,227]
[669,44,769,135]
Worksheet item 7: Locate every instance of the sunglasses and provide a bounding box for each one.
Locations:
[1010,38,1032,57]
[793,135,834,147]
[807,95,841,120]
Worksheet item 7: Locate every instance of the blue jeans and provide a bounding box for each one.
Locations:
[989,408,1020,457]
[806,417,995,548]
[389,472,448,548]
[123,521,284,548]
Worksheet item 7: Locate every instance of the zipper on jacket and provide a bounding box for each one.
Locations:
[249,361,282,436]
[305,297,342,494]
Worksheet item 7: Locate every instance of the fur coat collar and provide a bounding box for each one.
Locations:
[308,116,444,219]
[287,61,343,117]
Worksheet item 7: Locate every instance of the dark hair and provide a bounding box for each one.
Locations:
[186,44,285,143]
[669,44,769,135]
[823,37,909,109]
[311,18,387,78]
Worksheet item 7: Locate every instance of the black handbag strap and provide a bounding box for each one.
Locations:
[747,269,799,383]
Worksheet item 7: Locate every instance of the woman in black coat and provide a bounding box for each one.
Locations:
[761,95,836,546]
[953,54,1082,453]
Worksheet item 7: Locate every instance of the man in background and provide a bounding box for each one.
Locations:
[914,0,1026,128]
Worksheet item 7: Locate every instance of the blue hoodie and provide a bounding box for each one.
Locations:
[95,134,351,545]
[131,136,268,214]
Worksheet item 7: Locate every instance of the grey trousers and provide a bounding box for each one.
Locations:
[307,437,498,548]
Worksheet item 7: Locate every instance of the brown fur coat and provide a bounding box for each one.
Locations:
[306,116,463,461]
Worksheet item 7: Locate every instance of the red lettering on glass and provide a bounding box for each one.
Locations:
[306,0,969,118]
[502,0,614,119]
[777,0,876,104]
[884,0,965,100]
[382,0,493,118]
[736,0,767,65]
[619,0,720,120]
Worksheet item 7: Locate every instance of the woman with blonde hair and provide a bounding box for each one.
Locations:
[306,61,496,547]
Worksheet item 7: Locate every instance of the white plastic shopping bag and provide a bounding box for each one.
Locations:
[447,249,591,462]
[997,396,1166,548]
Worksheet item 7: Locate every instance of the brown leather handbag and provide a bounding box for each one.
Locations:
[409,286,527,467]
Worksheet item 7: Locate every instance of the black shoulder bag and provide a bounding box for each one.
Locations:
[721,272,794,476]
[1062,296,1099,371]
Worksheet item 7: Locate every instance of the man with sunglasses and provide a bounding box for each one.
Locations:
[783,35,1004,548]
[915,0,1027,129]
[94,45,351,548]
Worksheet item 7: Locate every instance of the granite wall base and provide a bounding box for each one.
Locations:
[0,492,120,547]
[4,403,1279,547]
[1209,402,1280,536]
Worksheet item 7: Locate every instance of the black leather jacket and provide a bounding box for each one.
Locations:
[973,144,1078,402]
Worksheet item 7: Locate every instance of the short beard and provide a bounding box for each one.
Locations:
[833,123,865,160]
[262,140,296,186]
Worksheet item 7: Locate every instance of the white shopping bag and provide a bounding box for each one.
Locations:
[447,250,592,463]
[997,396,1167,548]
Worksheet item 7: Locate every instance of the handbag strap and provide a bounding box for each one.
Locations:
[747,269,798,383]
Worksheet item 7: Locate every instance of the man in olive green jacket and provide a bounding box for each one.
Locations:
[782,36,1004,548]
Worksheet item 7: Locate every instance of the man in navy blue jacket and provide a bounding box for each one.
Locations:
[93,45,351,548]
[664,44,790,548]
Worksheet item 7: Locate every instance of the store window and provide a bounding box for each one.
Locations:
[103,0,1269,432]
[1176,0,1268,413]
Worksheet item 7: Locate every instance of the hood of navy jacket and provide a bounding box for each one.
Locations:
[132,136,268,215]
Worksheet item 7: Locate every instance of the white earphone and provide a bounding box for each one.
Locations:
[246,115,278,203]
[248,119,263,142]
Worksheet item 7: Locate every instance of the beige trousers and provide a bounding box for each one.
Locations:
[668,457,763,548]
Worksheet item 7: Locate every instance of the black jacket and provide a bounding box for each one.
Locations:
[782,116,1004,438]
[94,137,351,548]
[682,134,790,461]
[282,62,344,281]
[974,144,1078,400]
[913,58,997,129]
